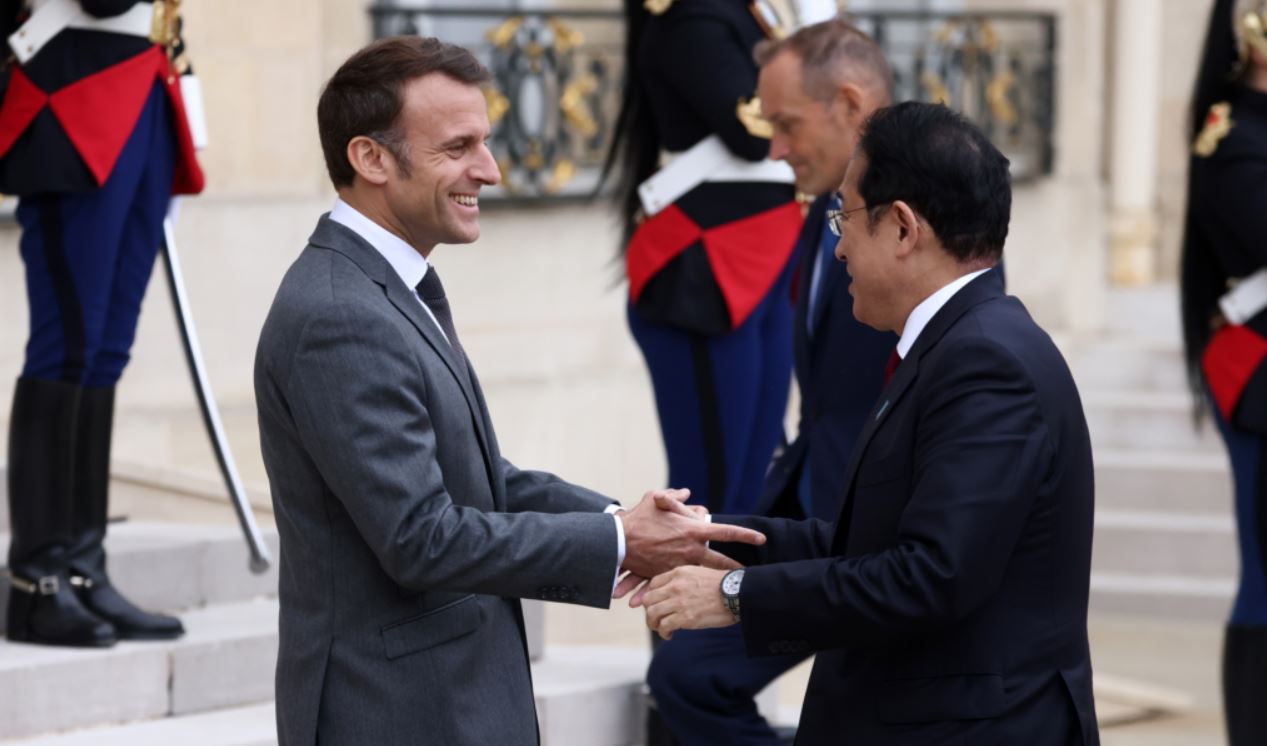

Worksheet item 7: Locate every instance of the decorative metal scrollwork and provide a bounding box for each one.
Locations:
[478,15,612,196]
[369,4,1056,200]
[855,12,1055,179]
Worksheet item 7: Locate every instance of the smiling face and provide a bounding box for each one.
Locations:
[382,73,501,254]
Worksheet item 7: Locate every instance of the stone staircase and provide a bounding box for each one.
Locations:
[1066,284,1239,621]
[0,516,649,744]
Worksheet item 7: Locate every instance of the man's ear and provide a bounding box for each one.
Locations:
[890,200,921,257]
[836,82,864,122]
[346,136,391,186]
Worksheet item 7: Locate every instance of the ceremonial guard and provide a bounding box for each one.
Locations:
[606,0,801,523]
[605,0,800,740]
[0,0,204,647]
[1182,1,1267,742]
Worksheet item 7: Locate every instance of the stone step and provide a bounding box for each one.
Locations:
[0,642,652,746]
[1101,284,1182,344]
[1088,500,1238,621]
[1090,572,1234,621]
[534,646,649,746]
[1082,390,1224,454]
[1094,449,1231,514]
[0,598,278,742]
[1092,510,1236,579]
[1065,337,1188,395]
[0,703,277,746]
[0,522,281,635]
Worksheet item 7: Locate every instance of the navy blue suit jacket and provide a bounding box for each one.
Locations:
[755,196,896,521]
[720,270,1099,745]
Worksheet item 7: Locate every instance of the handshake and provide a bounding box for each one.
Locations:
[614,488,761,640]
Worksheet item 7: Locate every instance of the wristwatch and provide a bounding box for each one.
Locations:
[721,568,744,621]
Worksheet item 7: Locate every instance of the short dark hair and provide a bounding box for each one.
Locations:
[317,36,490,188]
[855,102,1011,262]
[754,17,893,102]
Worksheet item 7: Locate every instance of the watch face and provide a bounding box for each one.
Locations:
[722,569,745,595]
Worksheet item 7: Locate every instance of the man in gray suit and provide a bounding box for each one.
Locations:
[254,37,765,746]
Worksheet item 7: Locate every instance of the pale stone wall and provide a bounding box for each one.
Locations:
[1157,0,1218,281]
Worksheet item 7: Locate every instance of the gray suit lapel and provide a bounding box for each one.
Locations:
[309,216,497,487]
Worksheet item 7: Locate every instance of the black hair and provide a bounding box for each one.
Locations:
[598,0,661,250]
[318,37,489,188]
[1180,0,1241,418]
[854,102,1011,263]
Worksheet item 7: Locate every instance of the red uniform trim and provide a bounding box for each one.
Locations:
[702,201,802,329]
[1203,324,1267,420]
[0,45,204,195]
[626,204,703,302]
[626,200,803,330]
[0,70,48,156]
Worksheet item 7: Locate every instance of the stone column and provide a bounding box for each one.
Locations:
[1108,0,1163,286]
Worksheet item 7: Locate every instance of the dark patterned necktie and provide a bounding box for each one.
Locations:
[416,268,469,374]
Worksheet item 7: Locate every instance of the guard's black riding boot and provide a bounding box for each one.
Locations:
[5,378,116,647]
[66,385,184,640]
[1224,624,1267,746]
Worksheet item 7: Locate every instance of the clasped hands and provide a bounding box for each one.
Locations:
[614,489,757,640]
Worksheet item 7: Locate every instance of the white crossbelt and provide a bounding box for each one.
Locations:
[637,134,794,217]
[9,0,154,64]
[1221,268,1267,325]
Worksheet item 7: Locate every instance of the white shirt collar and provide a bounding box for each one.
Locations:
[895,267,993,359]
[328,197,431,291]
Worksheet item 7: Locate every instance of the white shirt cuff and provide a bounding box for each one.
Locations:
[609,512,626,591]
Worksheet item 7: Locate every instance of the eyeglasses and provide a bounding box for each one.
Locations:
[827,203,888,237]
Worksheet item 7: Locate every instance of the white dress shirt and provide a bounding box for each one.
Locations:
[327,198,627,583]
[896,268,993,360]
[328,198,449,343]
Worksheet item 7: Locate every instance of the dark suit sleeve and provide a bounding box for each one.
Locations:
[284,303,619,608]
[79,0,141,18]
[499,457,617,514]
[713,514,835,567]
[656,14,769,161]
[737,337,1050,655]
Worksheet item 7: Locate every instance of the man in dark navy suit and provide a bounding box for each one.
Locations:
[642,102,1100,745]
[644,19,897,746]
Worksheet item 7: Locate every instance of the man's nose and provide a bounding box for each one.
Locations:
[768,134,789,161]
[473,143,501,186]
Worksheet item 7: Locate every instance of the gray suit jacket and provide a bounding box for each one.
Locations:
[255,215,620,746]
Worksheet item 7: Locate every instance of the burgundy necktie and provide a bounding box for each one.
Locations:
[883,348,901,386]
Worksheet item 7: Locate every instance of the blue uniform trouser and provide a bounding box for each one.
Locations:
[17,82,174,388]
[648,626,804,745]
[1211,399,1267,625]
[627,257,795,515]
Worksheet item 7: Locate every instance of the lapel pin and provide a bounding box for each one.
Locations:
[875,400,890,421]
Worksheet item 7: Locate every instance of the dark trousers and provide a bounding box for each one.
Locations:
[1211,396,1267,745]
[648,625,805,745]
[1211,398,1267,624]
[626,257,795,515]
[18,82,174,388]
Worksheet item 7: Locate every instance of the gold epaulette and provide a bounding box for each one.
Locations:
[737,96,772,139]
[1194,102,1234,157]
